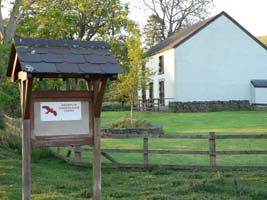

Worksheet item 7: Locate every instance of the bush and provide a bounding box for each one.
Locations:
[31,148,53,163]
[0,129,52,162]
[0,129,22,154]
[110,115,152,128]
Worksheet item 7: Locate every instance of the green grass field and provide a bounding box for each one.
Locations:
[1,110,267,199]
[101,110,267,134]
[1,146,267,200]
[96,111,267,166]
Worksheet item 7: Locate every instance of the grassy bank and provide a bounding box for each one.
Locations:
[1,146,267,200]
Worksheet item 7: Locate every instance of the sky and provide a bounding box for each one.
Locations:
[124,0,267,36]
[2,0,267,37]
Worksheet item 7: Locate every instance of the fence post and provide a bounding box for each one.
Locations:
[74,145,81,162]
[144,137,149,167]
[209,132,216,170]
[56,147,60,154]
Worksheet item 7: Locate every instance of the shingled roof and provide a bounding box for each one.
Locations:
[7,37,122,81]
[251,80,267,88]
[146,11,267,56]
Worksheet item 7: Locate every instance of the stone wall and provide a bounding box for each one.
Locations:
[168,100,252,112]
[101,126,163,135]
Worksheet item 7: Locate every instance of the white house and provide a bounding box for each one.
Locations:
[140,11,267,109]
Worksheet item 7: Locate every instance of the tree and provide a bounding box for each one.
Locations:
[143,0,213,40]
[113,24,153,123]
[143,14,164,48]
[16,0,130,40]
[0,0,37,44]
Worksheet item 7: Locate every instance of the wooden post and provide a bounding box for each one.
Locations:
[92,117,101,200]
[74,145,81,162]
[209,132,216,170]
[20,78,33,200]
[144,137,149,167]
[90,79,107,200]
[22,119,31,200]
[56,147,60,154]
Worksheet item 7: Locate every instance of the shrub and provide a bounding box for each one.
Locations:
[110,115,152,128]
[0,128,52,162]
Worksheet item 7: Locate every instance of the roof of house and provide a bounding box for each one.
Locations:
[7,37,122,81]
[251,80,267,88]
[257,36,267,46]
[146,11,267,56]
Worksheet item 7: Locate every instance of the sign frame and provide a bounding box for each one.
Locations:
[30,91,94,147]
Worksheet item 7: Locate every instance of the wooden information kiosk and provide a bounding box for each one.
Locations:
[6,37,122,200]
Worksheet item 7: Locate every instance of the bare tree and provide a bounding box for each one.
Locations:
[0,0,36,44]
[143,0,213,40]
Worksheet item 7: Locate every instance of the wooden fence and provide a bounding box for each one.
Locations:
[54,132,267,170]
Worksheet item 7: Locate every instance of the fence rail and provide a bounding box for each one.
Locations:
[54,132,267,170]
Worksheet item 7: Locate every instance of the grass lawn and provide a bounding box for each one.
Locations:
[1,146,267,200]
[1,110,267,199]
[101,110,267,134]
[94,111,267,166]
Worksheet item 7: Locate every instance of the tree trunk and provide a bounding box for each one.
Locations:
[130,102,133,127]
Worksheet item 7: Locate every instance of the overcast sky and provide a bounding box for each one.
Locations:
[124,0,267,36]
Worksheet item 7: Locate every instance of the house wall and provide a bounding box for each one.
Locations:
[142,49,175,105]
[174,15,267,103]
[252,87,267,104]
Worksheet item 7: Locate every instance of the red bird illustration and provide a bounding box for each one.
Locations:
[42,106,57,116]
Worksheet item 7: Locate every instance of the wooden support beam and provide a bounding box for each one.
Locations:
[94,79,107,118]
[22,120,31,200]
[90,78,107,200]
[18,71,28,81]
[92,117,101,200]
[23,79,33,119]
[20,78,33,200]
[11,53,18,82]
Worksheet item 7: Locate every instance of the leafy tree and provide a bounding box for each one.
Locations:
[17,0,130,40]
[143,0,213,40]
[0,44,20,117]
[113,24,153,123]
[0,0,37,44]
[143,14,164,48]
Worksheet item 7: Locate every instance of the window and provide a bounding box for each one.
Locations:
[159,81,164,105]
[142,88,146,103]
[158,55,164,74]
[149,82,153,101]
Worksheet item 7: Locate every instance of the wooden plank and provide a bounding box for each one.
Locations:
[101,149,210,154]
[31,135,93,148]
[216,150,267,155]
[101,152,118,164]
[32,90,92,99]
[216,134,267,139]
[22,119,31,200]
[101,134,209,139]
[54,154,267,171]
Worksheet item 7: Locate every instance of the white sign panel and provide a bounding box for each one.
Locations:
[40,102,81,121]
